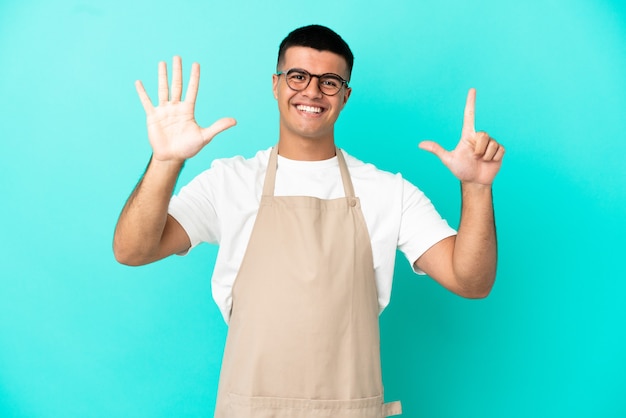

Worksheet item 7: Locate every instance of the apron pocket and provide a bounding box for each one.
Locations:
[228,392,386,418]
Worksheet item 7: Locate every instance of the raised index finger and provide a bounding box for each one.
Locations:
[462,88,476,136]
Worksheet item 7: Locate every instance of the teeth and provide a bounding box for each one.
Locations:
[297,105,322,113]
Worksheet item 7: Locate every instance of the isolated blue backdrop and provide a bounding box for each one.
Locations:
[1,0,625,417]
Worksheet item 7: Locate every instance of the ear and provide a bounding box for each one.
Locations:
[272,74,279,99]
[341,87,352,108]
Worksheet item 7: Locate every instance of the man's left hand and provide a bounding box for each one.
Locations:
[419,88,505,186]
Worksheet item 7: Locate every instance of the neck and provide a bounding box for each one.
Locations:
[277,135,336,161]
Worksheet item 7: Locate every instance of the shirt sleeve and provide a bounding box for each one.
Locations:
[397,179,457,274]
[168,169,221,253]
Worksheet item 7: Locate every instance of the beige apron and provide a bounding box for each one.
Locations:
[214,146,402,418]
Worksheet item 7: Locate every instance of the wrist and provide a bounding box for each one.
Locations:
[461,181,492,192]
[147,155,186,176]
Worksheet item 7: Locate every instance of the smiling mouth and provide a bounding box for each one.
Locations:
[296,105,324,114]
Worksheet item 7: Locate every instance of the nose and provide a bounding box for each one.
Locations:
[301,75,323,98]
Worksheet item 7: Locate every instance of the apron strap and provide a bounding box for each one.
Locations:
[335,147,355,198]
[262,146,280,197]
[263,145,356,199]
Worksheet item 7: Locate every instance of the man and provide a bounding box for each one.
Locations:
[114,25,504,418]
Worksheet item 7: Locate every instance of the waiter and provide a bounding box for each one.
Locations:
[114,25,504,418]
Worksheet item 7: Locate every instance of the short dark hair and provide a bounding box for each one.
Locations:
[277,25,354,79]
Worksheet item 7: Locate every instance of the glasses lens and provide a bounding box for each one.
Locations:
[318,75,343,95]
[285,70,310,90]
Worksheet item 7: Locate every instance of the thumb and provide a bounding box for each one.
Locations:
[201,117,237,143]
[419,140,448,160]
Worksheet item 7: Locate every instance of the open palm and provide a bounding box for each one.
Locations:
[135,56,236,163]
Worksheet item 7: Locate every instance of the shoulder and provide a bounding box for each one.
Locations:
[340,149,431,210]
[178,148,271,196]
[209,148,271,174]
[340,148,405,187]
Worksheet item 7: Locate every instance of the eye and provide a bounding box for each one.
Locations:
[287,70,308,84]
[320,76,341,88]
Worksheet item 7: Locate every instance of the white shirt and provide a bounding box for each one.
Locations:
[169,148,456,323]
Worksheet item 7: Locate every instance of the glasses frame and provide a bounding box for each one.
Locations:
[276,68,349,96]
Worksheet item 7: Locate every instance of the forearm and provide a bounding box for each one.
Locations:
[113,157,184,265]
[452,182,498,297]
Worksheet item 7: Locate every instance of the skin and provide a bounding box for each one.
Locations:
[113,56,235,264]
[113,50,504,299]
[271,46,351,161]
[416,88,504,298]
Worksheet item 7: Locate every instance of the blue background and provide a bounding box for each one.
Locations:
[1,0,625,417]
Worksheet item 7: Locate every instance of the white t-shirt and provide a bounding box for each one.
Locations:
[169,148,456,323]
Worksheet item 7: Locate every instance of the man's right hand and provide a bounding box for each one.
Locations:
[135,56,237,163]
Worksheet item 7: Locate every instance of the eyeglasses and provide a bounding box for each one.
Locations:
[276,68,349,96]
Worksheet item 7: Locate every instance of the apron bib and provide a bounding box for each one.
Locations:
[214,146,402,418]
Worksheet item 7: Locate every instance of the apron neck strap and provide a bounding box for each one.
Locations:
[335,147,355,198]
[263,145,355,198]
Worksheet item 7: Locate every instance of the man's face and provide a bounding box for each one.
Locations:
[272,46,352,143]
